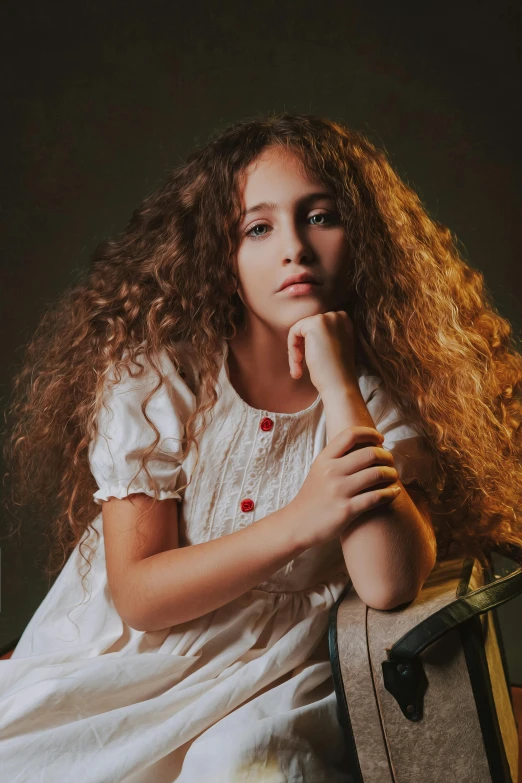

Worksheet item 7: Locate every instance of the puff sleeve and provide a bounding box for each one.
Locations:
[88,350,197,504]
[358,371,435,494]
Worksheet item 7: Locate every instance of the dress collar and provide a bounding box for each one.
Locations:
[218,339,323,419]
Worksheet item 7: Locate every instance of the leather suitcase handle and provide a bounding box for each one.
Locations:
[379,544,522,720]
[328,545,522,721]
[386,544,522,662]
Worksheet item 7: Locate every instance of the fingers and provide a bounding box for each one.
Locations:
[348,464,400,496]
[287,316,315,379]
[338,445,395,474]
[287,334,305,379]
[288,343,304,379]
[347,483,402,520]
[326,425,384,459]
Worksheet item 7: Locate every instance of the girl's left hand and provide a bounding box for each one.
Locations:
[287,310,358,397]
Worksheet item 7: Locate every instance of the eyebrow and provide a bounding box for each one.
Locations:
[241,191,335,220]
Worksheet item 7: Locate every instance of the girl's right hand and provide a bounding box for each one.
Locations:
[287,425,401,550]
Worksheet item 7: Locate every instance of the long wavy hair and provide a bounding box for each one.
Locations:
[3,111,522,598]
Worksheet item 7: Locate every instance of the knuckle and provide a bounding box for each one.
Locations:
[323,463,335,480]
[348,427,357,449]
[369,447,379,461]
[375,466,388,481]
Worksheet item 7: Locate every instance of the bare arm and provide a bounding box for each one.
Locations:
[102,493,309,633]
[321,385,437,610]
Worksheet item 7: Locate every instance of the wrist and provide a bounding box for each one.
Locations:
[271,498,316,554]
[320,379,363,406]
[320,382,375,442]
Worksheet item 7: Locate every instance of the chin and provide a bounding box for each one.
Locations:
[284,300,329,314]
[274,303,326,327]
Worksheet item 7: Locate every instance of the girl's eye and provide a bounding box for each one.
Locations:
[244,211,337,240]
[309,213,335,226]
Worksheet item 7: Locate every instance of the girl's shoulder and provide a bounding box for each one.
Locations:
[105,339,200,398]
[159,340,200,399]
[95,340,201,445]
[355,361,385,404]
[355,361,423,435]
[89,340,200,505]
[353,363,435,492]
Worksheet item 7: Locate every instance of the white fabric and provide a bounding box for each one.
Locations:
[0,339,434,782]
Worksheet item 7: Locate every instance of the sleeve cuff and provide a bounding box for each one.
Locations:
[92,482,183,504]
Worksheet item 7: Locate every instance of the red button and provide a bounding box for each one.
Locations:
[240,498,255,512]
[260,416,273,431]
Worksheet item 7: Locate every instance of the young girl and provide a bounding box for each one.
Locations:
[1,112,522,782]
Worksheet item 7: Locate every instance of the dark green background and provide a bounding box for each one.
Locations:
[1,1,521,681]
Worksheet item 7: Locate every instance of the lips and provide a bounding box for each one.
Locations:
[278,274,321,291]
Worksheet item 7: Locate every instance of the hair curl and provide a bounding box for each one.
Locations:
[3,110,522,602]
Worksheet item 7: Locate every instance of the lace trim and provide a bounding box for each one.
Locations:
[93,483,182,504]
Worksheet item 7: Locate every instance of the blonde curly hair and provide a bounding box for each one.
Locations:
[3,110,522,599]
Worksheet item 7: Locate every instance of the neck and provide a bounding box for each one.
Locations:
[226,324,319,413]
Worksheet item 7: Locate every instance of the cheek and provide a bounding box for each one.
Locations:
[235,246,269,289]
[330,233,351,267]
[330,228,350,251]
[239,269,266,297]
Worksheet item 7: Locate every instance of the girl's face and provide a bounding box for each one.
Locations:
[234,145,351,334]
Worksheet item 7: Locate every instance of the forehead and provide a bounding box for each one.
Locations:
[238,146,328,204]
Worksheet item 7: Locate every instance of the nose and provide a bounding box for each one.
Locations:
[278,216,314,266]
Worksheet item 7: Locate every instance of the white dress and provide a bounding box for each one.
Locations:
[0,338,434,783]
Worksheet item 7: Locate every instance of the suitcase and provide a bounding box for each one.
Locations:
[328,544,522,782]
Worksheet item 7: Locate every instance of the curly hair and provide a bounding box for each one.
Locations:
[3,110,522,601]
